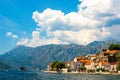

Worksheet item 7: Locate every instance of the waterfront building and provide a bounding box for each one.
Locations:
[47,62,53,71]
[47,49,120,73]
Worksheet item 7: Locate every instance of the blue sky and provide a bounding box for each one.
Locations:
[0,0,120,54]
[0,0,79,54]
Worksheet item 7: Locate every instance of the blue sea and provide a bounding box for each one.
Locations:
[0,70,120,80]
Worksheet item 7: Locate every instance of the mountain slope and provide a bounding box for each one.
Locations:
[0,61,11,70]
[0,41,119,70]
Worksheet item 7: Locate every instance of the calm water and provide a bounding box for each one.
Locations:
[0,70,120,80]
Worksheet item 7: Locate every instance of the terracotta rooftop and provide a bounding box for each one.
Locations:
[65,62,71,65]
[109,50,118,54]
[78,60,86,63]
[102,62,107,66]
[104,50,118,54]
[85,60,91,65]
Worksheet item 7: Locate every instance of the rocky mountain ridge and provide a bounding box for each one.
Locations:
[0,40,119,70]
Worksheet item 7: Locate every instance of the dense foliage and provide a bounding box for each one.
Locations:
[51,61,65,72]
[79,66,86,71]
[117,54,120,70]
[96,68,105,72]
[108,44,120,50]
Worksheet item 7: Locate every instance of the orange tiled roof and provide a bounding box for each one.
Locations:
[104,50,117,54]
[78,60,86,63]
[102,62,107,66]
[109,50,117,54]
[85,60,91,65]
[77,58,86,62]
[65,62,71,65]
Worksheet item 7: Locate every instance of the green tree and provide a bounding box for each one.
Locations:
[101,68,105,72]
[96,68,101,72]
[117,53,120,60]
[117,54,120,70]
[54,62,65,72]
[108,44,120,50]
[79,66,86,72]
[96,68,105,72]
[51,61,58,70]
[51,61,65,72]
[102,49,107,52]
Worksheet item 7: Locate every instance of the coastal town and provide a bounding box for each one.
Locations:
[47,44,120,74]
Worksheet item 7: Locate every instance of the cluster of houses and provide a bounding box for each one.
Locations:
[47,49,120,73]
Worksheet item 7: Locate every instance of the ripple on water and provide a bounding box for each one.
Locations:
[0,71,120,80]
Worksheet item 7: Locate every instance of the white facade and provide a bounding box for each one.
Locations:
[110,64,117,72]
[47,65,51,71]
[62,68,68,73]
[85,65,91,70]
[97,62,104,69]
[73,57,77,62]
[85,61,96,70]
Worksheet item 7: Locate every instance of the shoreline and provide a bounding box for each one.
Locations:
[44,71,120,75]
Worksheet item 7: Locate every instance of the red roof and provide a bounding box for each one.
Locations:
[104,50,117,54]
[78,60,86,63]
[109,50,117,54]
[85,60,91,65]
[65,62,71,65]
[102,62,107,66]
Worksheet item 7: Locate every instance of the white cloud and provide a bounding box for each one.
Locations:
[32,8,99,31]
[6,32,18,39]
[17,31,68,47]
[6,32,12,36]
[17,0,120,46]
[17,38,29,45]
[12,35,19,39]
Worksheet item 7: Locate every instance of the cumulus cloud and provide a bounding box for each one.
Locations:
[6,32,18,39]
[17,31,68,47]
[17,38,29,45]
[17,0,120,47]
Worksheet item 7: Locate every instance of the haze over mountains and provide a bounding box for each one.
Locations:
[0,40,120,70]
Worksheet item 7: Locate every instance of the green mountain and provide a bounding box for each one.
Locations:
[0,61,11,70]
[0,41,119,70]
